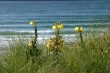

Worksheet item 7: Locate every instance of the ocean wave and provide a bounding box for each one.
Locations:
[0,30,55,35]
[0,34,76,42]
[0,23,110,30]
[0,19,110,25]
[0,27,108,35]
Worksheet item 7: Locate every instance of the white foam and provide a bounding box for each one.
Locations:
[38,30,54,33]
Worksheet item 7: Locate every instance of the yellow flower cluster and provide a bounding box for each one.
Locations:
[47,37,64,51]
[52,22,64,30]
[75,27,83,32]
[28,37,34,48]
[30,21,37,26]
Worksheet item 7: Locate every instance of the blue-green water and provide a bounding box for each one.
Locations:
[0,1,110,42]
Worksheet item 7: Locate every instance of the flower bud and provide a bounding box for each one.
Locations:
[75,27,79,32]
[58,24,64,29]
[52,25,57,30]
[79,27,83,32]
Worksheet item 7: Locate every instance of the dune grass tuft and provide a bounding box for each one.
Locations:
[0,30,110,73]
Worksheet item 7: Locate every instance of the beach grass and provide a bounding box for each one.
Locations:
[0,29,110,73]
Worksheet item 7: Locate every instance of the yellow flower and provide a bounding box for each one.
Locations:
[75,27,84,32]
[30,21,33,25]
[47,43,51,48]
[58,24,64,29]
[30,21,37,26]
[58,45,61,49]
[28,42,32,48]
[52,25,57,30]
[79,27,83,32]
[75,27,79,32]
[54,45,57,49]
[48,40,51,43]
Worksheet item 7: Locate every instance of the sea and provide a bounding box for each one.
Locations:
[0,1,110,45]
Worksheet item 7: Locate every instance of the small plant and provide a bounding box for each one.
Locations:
[26,20,41,63]
[30,20,38,48]
[75,27,84,46]
[47,22,64,54]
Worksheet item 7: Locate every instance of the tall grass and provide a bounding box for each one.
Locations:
[0,30,110,73]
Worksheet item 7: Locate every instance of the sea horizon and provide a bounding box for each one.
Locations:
[0,1,110,44]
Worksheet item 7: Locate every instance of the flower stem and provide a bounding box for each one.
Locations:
[80,32,83,47]
[55,28,59,54]
[33,24,37,48]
